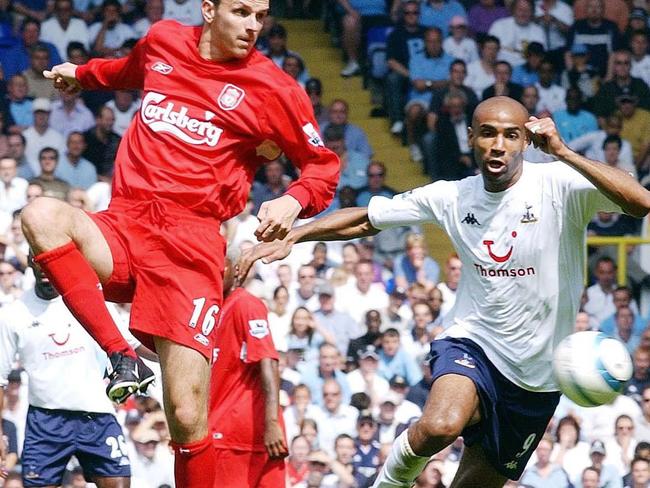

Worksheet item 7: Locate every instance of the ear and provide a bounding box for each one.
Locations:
[467,125,474,149]
[202,0,215,23]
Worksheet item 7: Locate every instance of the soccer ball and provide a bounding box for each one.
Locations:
[553,331,633,407]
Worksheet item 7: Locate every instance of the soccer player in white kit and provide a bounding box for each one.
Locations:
[0,258,149,487]
[236,96,650,487]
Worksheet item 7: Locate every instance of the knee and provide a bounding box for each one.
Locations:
[21,197,66,239]
[166,386,208,439]
[416,412,465,444]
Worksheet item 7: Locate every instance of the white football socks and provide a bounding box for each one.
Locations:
[372,430,431,488]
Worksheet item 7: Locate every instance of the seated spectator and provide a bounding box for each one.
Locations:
[511,41,544,87]
[592,50,650,120]
[315,382,358,455]
[385,374,422,423]
[617,95,650,172]
[356,161,397,207]
[520,435,572,487]
[321,99,373,159]
[535,0,573,69]
[0,19,62,80]
[268,285,291,351]
[568,114,635,174]
[289,264,319,313]
[40,0,90,61]
[614,306,641,353]
[437,254,461,317]
[465,34,499,100]
[579,466,601,488]
[29,146,70,200]
[22,44,59,100]
[284,384,321,443]
[347,345,389,408]
[266,24,309,84]
[385,0,426,135]
[423,90,475,181]
[394,233,440,291]
[377,328,422,386]
[482,60,523,101]
[535,58,566,113]
[7,74,33,132]
[630,31,650,89]
[105,90,140,137]
[55,131,98,190]
[426,59,479,131]
[283,54,308,88]
[418,0,466,38]
[347,309,383,362]
[401,301,441,357]
[587,440,623,488]
[635,385,650,442]
[287,306,334,364]
[49,91,95,140]
[552,415,591,484]
[0,260,22,305]
[336,260,389,325]
[287,435,311,486]
[624,349,650,407]
[304,78,327,127]
[599,286,642,336]
[251,158,289,215]
[567,0,624,77]
[520,84,543,117]
[352,413,381,486]
[468,0,509,39]
[134,0,164,38]
[597,135,637,180]
[553,87,598,142]
[406,354,434,409]
[376,393,402,444]
[573,0,629,33]
[323,124,369,192]
[309,242,337,281]
[23,98,65,176]
[320,434,358,486]
[0,158,28,218]
[299,343,351,407]
[300,417,320,449]
[442,15,478,65]
[625,456,650,488]
[605,414,638,476]
[26,182,44,203]
[584,256,618,328]
[129,427,175,487]
[561,43,601,99]
[83,105,121,180]
[314,282,361,356]
[88,0,137,57]
[488,0,546,68]
[337,0,390,77]
[4,210,29,271]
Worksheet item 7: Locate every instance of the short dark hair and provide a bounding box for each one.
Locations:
[323,124,345,142]
[382,328,400,339]
[67,41,88,58]
[603,135,622,150]
[39,146,59,160]
[451,59,467,70]
[481,35,500,48]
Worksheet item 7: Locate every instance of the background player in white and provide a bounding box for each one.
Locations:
[0,256,155,487]
[236,96,650,487]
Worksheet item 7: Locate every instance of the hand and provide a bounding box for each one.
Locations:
[255,194,302,242]
[43,63,81,94]
[524,116,566,157]
[264,421,288,459]
[234,238,293,287]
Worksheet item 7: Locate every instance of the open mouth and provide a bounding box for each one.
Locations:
[486,159,505,171]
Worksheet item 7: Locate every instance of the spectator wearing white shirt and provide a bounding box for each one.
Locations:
[129,428,175,487]
[40,0,90,60]
[631,31,650,89]
[535,59,566,114]
[534,0,573,66]
[442,16,478,65]
[48,90,95,140]
[584,256,618,330]
[347,345,390,409]
[289,264,320,313]
[88,0,137,57]
[284,383,323,444]
[105,90,140,137]
[488,0,546,67]
[437,254,461,317]
[315,379,358,456]
[0,158,28,218]
[605,415,638,477]
[134,0,164,37]
[335,260,389,325]
[163,0,203,26]
[465,34,499,99]
[55,132,98,190]
[23,98,65,177]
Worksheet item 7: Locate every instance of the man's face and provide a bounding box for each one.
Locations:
[446,97,465,121]
[322,383,342,411]
[39,150,58,174]
[22,23,39,45]
[586,0,603,21]
[335,438,355,464]
[7,135,25,159]
[0,262,15,290]
[642,390,650,416]
[615,417,634,440]
[26,184,43,202]
[206,0,268,60]
[603,142,620,165]
[513,0,532,25]
[367,164,384,190]
[613,53,632,79]
[632,460,650,485]
[402,3,419,26]
[319,346,338,373]
[318,293,334,312]
[535,440,552,464]
[268,33,286,53]
[354,262,374,290]
[633,351,650,378]
[357,420,376,441]
[494,63,511,83]
[566,90,581,112]
[55,0,73,23]
[34,111,50,129]
[582,470,599,488]
[482,41,499,62]
[8,76,27,100]
[265,161,283,185]
[424,30,442,57]
[446,257,462,283]
[521,86,539,113]
[67,133,86,158]
[631,35,648,57]
[412,303,433,328]
[0,158,17,184]
[297,266,316,293]
[103,4,121,26]
[146,0,164,21]
[450,63,467,86]
[595,261,616,287]
[97,108,115,131]
[328,102,348,125]
[381,335,400,356]
[468,100,528,191]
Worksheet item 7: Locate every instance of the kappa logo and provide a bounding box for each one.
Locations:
[151,61,173,75]
[461,212,481,226]
[520,203,538,223]
[453,353,476,369]
[302,122,324,147]
[217,83,245,111]
[483,231,517,263]
[248,319,269,339]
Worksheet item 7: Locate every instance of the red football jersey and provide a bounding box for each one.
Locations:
[76,20,339,220]
[209,288,283,452]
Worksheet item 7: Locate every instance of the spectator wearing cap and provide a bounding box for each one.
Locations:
[323,124,369,193]
[534,0,574,68]
[314,378,358,456]
[129,427,175,487]
[40,0,90,62]
[313,282,362,356]
[335,259,389,326]
[573,0,629,33]
[592,50,650,120]
[299,343,351,407]
[384,0,426,136]
[418,0,466,38]
[321,99,373,160]
[23,98,65,176]
[488,0,546,68]
[347,309,383,362]
[304,78,328,127]
[388,374,423,423]
[552,86,598,142]
[443,15,478,65]
[511,41,545,87]
[22,44,58,101]
[560,43,600,99]
[377,328,422,386]
[630,31,650,92]
[356,161,396,207]
[467,0,509,38]
[352,412,381,486]
[566,0,625,77]
[347,344,390,407]
[49,90,95,141]
[617,93,650,170]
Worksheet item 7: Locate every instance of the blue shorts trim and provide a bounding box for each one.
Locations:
[429,338,560,479]
[22,406,131,487]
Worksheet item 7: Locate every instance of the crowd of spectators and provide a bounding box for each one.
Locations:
[0,0,649,487]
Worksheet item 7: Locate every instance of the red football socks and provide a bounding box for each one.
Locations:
[34,241,136,358]
[171,434,216,488]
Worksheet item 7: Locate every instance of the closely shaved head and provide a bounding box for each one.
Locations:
[468,96,531,192]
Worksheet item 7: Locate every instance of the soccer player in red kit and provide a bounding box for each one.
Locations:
[209,250,288,487]
[19,0,339,486]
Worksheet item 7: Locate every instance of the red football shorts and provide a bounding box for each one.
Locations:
[213,449,286,488]
[88,197,225,359]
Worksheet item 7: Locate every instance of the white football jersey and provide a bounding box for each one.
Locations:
[368,162,620,391]
[0,289,140,412]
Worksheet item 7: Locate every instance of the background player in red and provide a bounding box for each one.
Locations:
[209,248,288,487]
[19,0,339,486]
